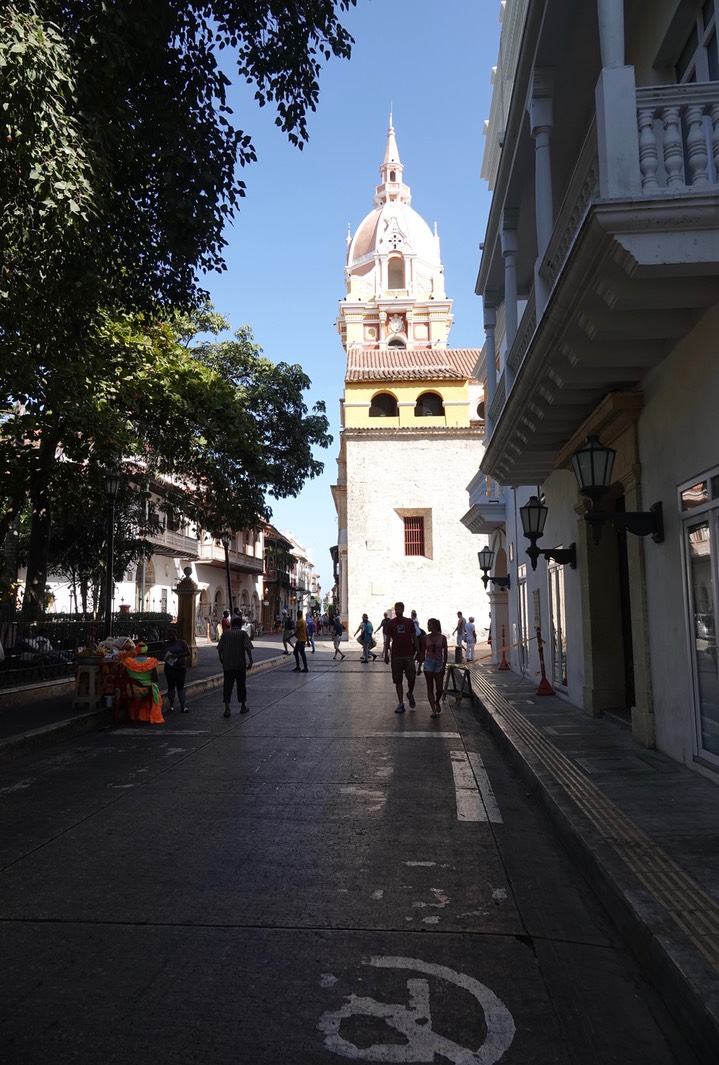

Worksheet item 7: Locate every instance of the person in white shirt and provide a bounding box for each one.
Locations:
[465,617,477,661]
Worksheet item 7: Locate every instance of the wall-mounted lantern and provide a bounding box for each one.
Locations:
[570,435,663,545]
[477,547,511,589]
[519,495,577,572]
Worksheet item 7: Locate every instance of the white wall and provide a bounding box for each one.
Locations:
[640,304,719,765]
[345,433,490,639]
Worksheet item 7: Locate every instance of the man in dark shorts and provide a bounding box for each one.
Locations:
[384,601,419,714]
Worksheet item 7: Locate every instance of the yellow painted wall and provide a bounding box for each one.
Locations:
[343,379,471,429]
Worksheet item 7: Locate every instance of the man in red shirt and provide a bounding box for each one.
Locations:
[384,601,419,714]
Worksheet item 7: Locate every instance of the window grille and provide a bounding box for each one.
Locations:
[404,516,425,556]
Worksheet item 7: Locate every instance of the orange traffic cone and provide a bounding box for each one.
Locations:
[498,624,510,670]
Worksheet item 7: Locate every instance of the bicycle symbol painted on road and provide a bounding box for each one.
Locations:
[318,955,515,1063]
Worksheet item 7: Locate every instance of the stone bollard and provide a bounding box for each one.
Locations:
[175,567,200,667]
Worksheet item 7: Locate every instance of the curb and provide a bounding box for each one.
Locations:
[469,680,719,1065]
[0,655,286,765]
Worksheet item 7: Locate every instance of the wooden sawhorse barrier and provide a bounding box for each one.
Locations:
[442,663,479,705]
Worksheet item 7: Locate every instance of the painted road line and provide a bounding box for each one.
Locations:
[467,751,503,824]
[451,750,503,823]
[366,732,461,739]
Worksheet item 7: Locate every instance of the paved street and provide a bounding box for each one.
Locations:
[0,644,699,1064]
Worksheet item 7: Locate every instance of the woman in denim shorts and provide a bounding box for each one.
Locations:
[422,618,448,717]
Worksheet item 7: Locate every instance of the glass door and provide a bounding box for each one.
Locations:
[517,566,529,676]
[548,562,568,688]
[686,516,719,759]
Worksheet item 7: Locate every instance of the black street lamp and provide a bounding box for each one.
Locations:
[104,469,121,637]
[519,495,577,571]
[221,532,233,613]
[477,546,511,589]
[570,435,663,545]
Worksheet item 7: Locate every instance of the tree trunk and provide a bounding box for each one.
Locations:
[1,514,21,617]
[20,430,60,622]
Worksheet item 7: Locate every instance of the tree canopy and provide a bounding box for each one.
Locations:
[1,0,357,363]
[2,310,332,616]
[0,0,354,616]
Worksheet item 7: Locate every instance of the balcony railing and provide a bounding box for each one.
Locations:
[144,526,199,559]
[197,540,263,573]
[636,83,719,192]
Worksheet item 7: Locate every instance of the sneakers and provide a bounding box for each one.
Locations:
[341,653,346,660]
[223,707,231,718]
[166,705,174,714]
[302,668,309,673]
[292,667,301,672]
[240,704,249,714]
[371,654,377,661]
[395,704,405,714]
[407,692,416,709]
[181,705,189,714]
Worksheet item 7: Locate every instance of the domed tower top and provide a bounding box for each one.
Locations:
[374,113,411,208]
[341,118,449,342]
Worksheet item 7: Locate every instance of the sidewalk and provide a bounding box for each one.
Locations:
[1,646,718,1060]
[457,662,719,1064]
[0,637,289,763]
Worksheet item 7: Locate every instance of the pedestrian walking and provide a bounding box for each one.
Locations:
[384,601,419,713]
[354,613,376,662]
[162,626,192,713]
[293,611,309,672]
[306,613,317,653]
[217,616,253,717]
[422,618,448,718]
[332,615,346,660]
[282,612,295,655]
[452,611,466,663]
[410,610,426,673]
[375,611,392,653]
[221,609,231,632]
[465,616,477,661]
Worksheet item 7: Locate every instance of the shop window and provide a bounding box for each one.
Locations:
[404,516,425,556]
[369,392,399,417]
[414,391,444,417]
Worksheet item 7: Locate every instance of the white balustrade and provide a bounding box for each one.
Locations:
[636,84,719,191]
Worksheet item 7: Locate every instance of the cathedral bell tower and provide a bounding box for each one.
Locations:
[331,119,489,640]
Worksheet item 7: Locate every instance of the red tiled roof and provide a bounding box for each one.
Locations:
[345,347,481,382]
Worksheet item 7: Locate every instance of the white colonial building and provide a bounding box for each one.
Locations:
[332,120,491,640]
[468,0,719,776]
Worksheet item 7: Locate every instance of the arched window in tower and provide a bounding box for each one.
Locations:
[390,170,396,181]
[369,392,399,418]
[388,255,404,290]
[414,391,444,417]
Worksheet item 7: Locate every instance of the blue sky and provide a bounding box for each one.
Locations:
[203,0,502,592]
